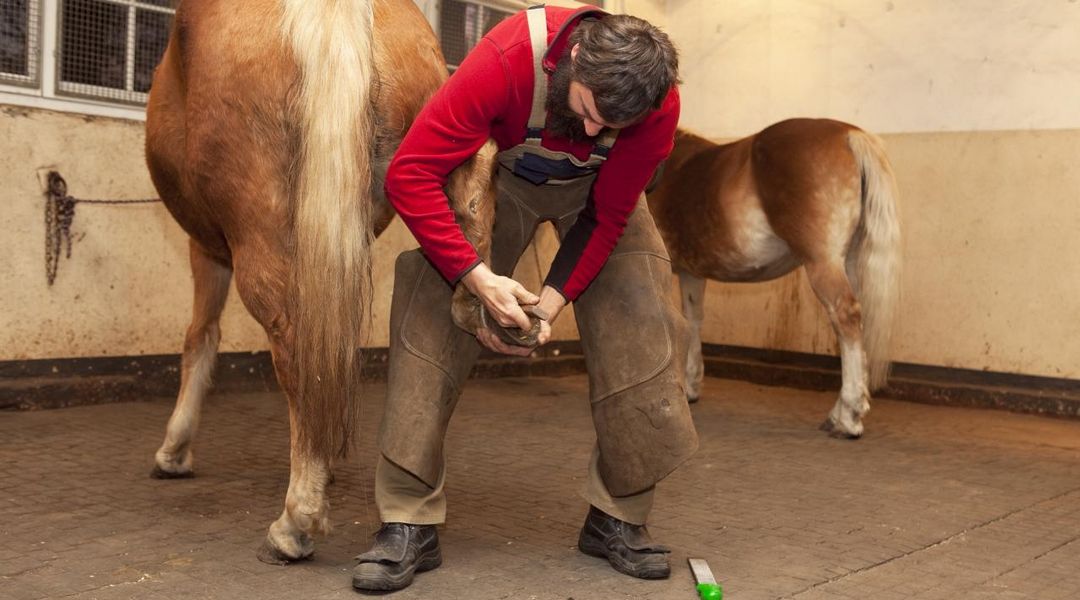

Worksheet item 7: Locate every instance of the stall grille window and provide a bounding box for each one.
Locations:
[1,0,40,86]
[440,0,512,72]
[57,0,172,104]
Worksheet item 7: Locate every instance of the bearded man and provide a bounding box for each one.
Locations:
[352,5,699,592]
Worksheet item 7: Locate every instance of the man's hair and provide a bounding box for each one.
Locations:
[569,15,680,125]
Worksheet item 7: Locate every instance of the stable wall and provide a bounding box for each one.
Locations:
[665,0,1080,379]
[0,107,579,361]
[6,0,1079,383]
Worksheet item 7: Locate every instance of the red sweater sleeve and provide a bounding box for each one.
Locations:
[383,39,510,283]
[544,88,681,300]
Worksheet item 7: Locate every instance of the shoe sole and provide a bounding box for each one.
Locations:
[352,547,443,592]
[578,534,670,580]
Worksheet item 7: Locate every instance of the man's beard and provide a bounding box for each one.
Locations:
[545,55,590,142]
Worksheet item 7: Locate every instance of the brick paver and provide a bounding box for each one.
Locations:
[1,375,1079,599]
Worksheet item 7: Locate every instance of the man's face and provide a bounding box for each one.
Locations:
[546,44,626,142]
[566,81,620,137]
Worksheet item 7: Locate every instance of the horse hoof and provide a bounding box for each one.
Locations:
[687,395,699,404]
[257,537,313,566]
[482,307,543,348]
[150,465,194,479]
[821,418,862,439]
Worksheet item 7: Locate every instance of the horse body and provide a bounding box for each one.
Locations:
[146,0,495,562]
[648,119,901,437]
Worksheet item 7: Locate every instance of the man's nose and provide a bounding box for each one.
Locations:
[584,119,603,137]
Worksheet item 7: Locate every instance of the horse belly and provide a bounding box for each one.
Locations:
[705,205,800,283]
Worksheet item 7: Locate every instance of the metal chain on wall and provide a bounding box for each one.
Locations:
[43,171,161,286]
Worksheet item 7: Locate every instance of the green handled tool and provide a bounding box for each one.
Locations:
[688,558,723,600]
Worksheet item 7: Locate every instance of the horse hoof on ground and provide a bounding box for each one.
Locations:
[152,449,194,479]
[820,417,863,439]
[150,465,195,479]
[829,427,863,440]
[257,534,314,566]
[687,395,699,404]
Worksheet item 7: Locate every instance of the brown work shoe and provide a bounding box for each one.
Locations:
[577,506,671,579]
[352,523,441,592]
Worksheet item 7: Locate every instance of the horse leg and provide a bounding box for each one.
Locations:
[445,142,542,346]
[678,271,707,403]
[804,261,870,438]
[151,240,232,478]
[259,342,331,564]
[225,254,331,564]
[447,142,498,333]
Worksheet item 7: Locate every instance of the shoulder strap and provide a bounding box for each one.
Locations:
[590,128,619,160]
[525,5,548,144]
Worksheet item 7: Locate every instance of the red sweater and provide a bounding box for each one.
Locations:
[384,6,680,300]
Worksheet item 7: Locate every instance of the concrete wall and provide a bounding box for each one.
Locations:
[0,106,578,361]
[664,0,1080,379]
[610,0,667,26]
[2,107,268,360]
[5,0,1078,383]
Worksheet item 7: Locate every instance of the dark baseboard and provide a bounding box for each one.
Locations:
[2,342,1077,420]
[700,344,1080,419]
[0,342,586,411]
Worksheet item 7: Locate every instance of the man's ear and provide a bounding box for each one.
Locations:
[570,43,579,62]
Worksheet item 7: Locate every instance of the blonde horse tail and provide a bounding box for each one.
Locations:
[847,129,902,391]
[281,0,376,462]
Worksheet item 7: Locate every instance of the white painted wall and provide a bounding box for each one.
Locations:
[6,0,1078,382]
[663,0,1080,379]
[669,0,1080,136]
[611,0,667,25]
[0,107,579,361]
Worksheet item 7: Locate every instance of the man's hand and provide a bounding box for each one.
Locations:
[462,263,537,331]
[463,265,572,356]
[534,285,568,325]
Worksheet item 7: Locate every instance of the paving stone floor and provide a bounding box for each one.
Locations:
[2,375,1079,600]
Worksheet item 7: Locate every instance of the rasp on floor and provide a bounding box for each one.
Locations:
[688,558,723,600]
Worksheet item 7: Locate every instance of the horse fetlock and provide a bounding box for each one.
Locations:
[685,351,704,401]
[286,493,331,536]
[450,286,482,334]
[844,385,871,417]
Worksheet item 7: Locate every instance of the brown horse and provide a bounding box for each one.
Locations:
[145,0,498,563]
[648,119,901,438]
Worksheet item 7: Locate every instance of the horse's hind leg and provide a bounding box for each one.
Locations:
[678,271,707,403]
[804,260,870,438]
[257,336,332,564]
[223,250,330,564]
[152,240,232,478]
